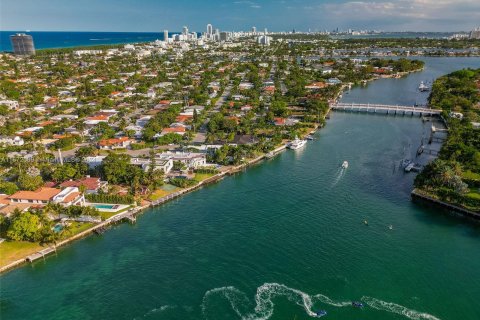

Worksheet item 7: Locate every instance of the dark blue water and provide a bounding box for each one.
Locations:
[0,31,172,51]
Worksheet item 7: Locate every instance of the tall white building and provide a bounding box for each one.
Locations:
[182,26,189,35]
[207,24,213,35]
[163,30,169,41]
[257,35,271,46]
[252,26,257,34]
[470,27,480,39]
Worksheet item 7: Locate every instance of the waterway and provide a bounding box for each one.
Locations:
[1,58,480,320]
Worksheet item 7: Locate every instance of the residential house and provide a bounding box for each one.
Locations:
[0,136,24,146]
[98,137,132,150]
[8,187,85,207]
[130,158,173,173]
[59,177,108,194]
[160,127,186,136]
[157,152,207,168]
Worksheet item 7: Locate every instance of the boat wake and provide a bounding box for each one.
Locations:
[331,167,346,187]
[134,305,175,319]
[202,283,350,320]
[201,283,441,320]
[361,297,441,320]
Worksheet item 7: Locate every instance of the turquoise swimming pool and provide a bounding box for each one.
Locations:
[93,204,117,210]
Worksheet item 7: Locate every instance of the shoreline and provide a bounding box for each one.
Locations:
[411,189,480,220]
[0,126,315,275]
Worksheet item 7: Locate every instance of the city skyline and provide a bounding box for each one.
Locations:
[1,0,480,32]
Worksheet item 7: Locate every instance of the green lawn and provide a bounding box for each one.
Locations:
[194,172,215,182]
[149,185,180,201]
[65,222,95,236]
[0,222,95,269]
[0,241,43,268]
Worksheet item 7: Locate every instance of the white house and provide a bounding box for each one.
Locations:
[158,152,207,168]
[0,136,24,146]
[0,100,19,110]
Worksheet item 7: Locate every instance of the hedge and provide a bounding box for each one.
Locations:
[85,193,135,204]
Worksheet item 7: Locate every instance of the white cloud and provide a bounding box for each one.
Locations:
[316,0,480,30]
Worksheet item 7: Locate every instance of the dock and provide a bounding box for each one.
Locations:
[26,247,56,263]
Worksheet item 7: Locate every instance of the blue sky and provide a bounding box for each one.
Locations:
[1,0,479,32]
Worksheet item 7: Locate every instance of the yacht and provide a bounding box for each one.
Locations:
[342,161,349,169]
[418,81,430,92]
[287,136,307,150]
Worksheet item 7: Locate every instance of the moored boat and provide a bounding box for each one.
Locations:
[418,81,430,92]
[287,136,307,150]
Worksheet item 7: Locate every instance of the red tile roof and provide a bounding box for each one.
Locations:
[59,177,102,191]
[8,188,61,201]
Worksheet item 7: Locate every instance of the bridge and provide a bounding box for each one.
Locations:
[330,102,441,116]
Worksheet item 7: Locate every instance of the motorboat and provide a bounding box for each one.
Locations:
[342,161,349,169]
[306,135,315,140]
[418,81,430,92]
[315,310,328,317]
[404,163,415,172]
[352,301,364,308]
[287,136,307,150]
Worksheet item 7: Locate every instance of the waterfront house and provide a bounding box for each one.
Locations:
[8,187,85,207]
[59,177,108,194]
[130,158,173,173]
[305,82,327,90]
[157,152,207,168]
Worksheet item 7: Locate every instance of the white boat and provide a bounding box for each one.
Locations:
[287,136,307,150]
[342,161,349,169]
[404,163,415,172]
[418,81,430,92]
[306,135,315,140]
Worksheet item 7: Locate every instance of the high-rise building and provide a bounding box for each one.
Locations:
[252,26,257,34]
[163,30,169,41]
[470,27,480,39]
[10,33,35,55]
[182,26,189,35]
[219,32,229,42]
[264,28,268,35]
[207,24,213,35]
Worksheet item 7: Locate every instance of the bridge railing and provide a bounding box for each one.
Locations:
[330,103,440,113]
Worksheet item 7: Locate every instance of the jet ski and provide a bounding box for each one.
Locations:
[352,301,364,308]
[315,310,328,317]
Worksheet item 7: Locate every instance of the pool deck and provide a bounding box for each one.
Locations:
[86,203,130,213]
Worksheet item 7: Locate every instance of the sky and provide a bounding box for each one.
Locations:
[1,0,479,32]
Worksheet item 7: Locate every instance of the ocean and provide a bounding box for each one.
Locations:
[0,31,168,51]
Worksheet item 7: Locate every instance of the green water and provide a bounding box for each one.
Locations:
[1,58,480,320]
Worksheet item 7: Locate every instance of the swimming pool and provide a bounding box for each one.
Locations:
[52,224,64,233]
[93,204,117,210]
